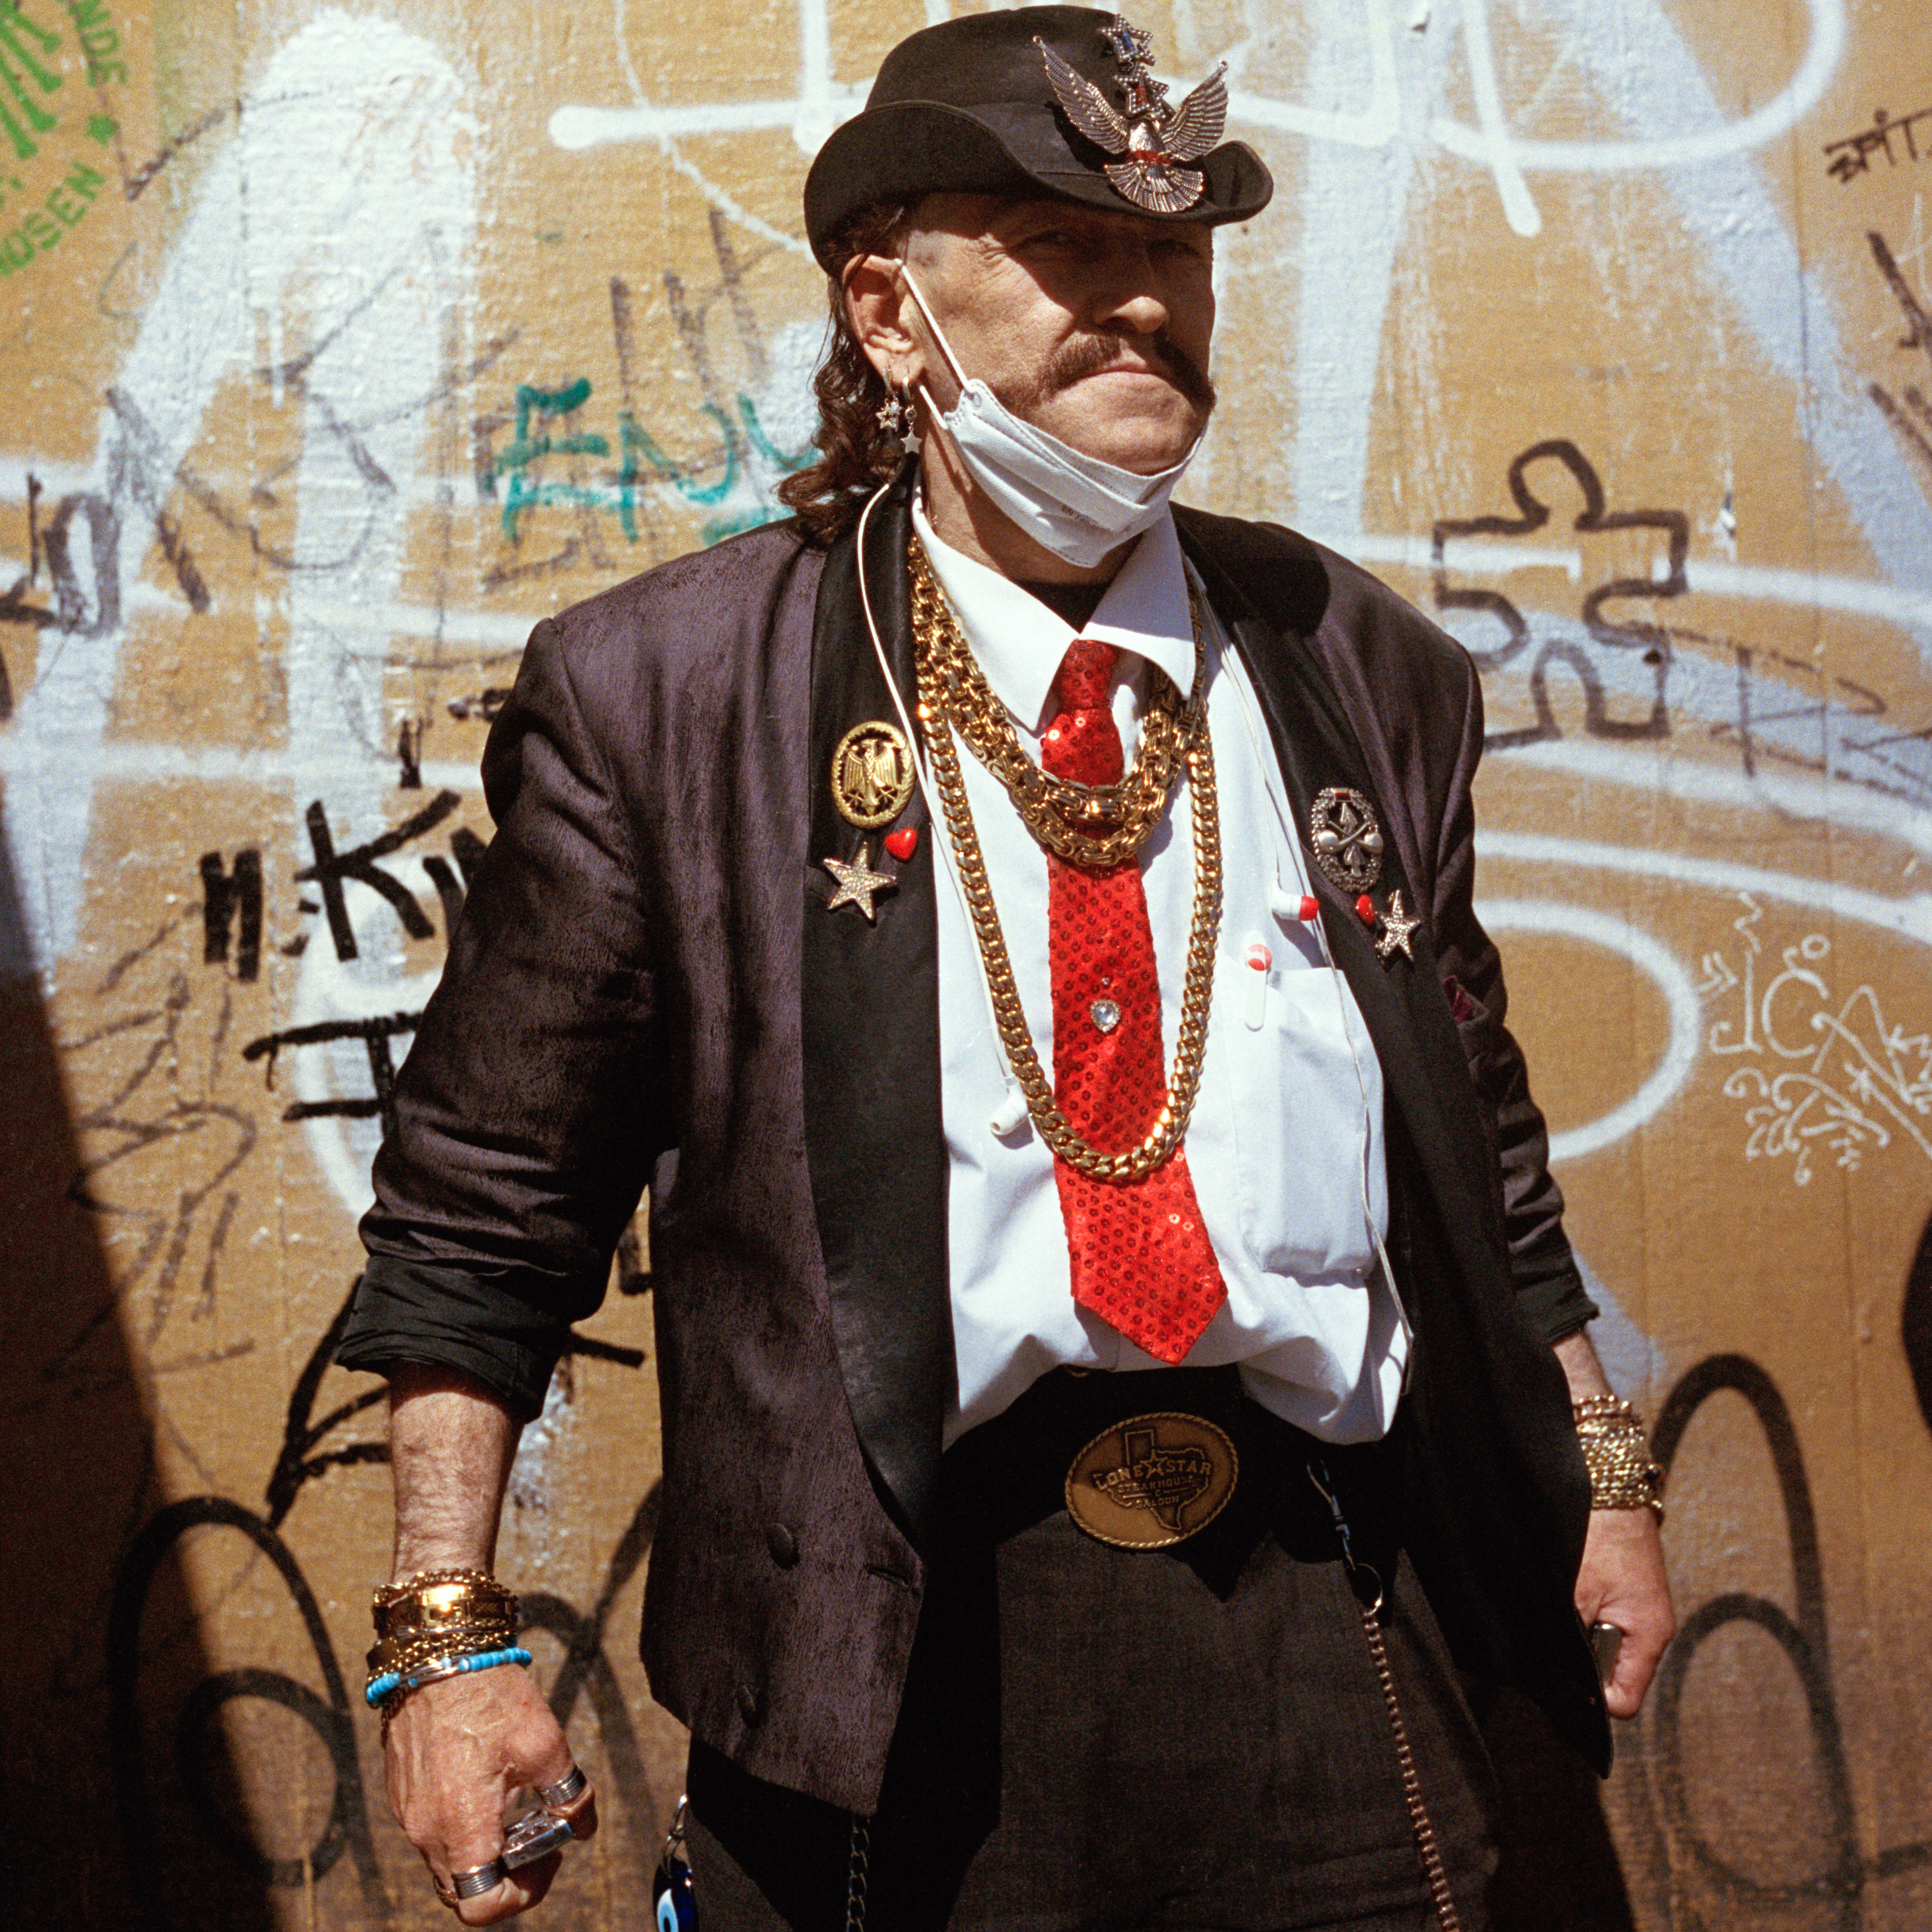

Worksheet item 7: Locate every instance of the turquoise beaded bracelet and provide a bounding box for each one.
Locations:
[365,1644,533,1710]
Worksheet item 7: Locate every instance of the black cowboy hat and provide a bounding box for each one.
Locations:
[803,6,1272,269]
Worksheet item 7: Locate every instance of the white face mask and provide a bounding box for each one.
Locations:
[900,266,1200,571]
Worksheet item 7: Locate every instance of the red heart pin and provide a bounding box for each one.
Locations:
[885,827,918,862]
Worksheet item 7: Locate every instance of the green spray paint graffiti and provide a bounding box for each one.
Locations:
[0,1,126,277]
[487,375,815,552]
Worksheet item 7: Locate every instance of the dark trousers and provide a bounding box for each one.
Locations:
[688,1370,1499,1931]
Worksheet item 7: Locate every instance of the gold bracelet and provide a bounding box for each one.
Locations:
[372,1570,520,1642]
[1573,1395,1666,1524]
[367,1622,522,1679]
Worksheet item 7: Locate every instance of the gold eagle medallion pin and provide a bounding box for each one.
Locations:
[832,721,915,831]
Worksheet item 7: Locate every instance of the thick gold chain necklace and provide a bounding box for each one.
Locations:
[909,541,1206,870]
[909,537,1223,1183]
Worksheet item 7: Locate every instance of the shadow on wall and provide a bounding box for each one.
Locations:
[0,815,273,1932]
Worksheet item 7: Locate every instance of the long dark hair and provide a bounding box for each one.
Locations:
[777,202,912,545]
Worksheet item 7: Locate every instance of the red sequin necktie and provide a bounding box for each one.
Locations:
[1043,638,1226,1363]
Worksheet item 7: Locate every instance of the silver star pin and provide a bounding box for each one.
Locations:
[822,843,897,921]
[1374,888,1420,961]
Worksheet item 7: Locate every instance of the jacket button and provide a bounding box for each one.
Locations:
[765,1522,799,1569]
[736,1682,764,1724]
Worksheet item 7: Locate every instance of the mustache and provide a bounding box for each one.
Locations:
[1000,330,1218,413]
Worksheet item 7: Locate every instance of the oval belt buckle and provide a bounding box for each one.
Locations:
[1064,1412,1238,1549]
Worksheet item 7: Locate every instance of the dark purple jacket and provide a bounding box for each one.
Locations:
[340,481,1609,1810]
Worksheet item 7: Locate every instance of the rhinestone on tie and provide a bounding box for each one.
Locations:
[1090,999,1122,1035]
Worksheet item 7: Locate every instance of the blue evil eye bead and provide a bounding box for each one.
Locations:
[653,1855,696,1931]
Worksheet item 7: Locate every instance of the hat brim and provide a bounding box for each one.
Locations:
[804,100,1273,269]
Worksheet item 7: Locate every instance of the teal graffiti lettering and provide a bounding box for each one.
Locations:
[0,222,32,272]
[619,400,739,524]
[735,395,815,476]
[0,3,63,163]
[490,377,817,551]
[494,378,611,541]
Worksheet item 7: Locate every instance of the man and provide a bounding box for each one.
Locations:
[337,9,1674,1928]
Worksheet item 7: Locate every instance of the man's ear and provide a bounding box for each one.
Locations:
[844,254,925,390]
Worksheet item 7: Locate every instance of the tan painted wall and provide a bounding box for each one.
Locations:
[3,2,1930,1926]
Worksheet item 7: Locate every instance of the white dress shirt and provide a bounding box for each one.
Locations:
[909,503,1411,1446]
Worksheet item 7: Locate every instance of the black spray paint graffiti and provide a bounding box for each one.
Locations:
[1436,438,1932,812]
[200,848,262,982]
[291,788,467,961]
[1903,1205,1932,1448]
[107,1275,657,1929]
[1866,229,1932,478]
[1642,1353,1932,1928]
[0,476,132,717]
[243,1010,421,1143]
[56,963,259,1366]
[233,791,487,1136]
[0,301,515,720]
[1823,105,1932,185]
[1432,437,1688,747]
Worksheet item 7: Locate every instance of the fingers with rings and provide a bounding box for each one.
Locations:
[537,1765,589,1810]
[431,1808,578,1912]
[451,1859,515,1900]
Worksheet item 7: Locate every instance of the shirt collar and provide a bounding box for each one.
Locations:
[910,501,1196,732]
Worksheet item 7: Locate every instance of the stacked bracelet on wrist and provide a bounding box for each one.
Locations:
[365,1568,528,1714]
[366,1645,534,1710]
[1572,1395,1666,1525]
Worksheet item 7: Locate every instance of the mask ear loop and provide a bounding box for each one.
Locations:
[855,479,1033,1139]
[898,264,984,455]
[897,263,971,400]
[1203,560,1414,1401]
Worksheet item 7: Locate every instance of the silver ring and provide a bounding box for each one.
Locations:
[537,1765,588,1809]
[450,1859,507,1900]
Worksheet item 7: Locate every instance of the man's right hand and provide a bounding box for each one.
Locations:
[383,1664,598,1923]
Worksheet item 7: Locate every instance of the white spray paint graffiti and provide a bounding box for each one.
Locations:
[553,0,1847,227]
[545,0,1932,669]
[1480,828,1932,952]
[1276,0,1932,661]
[1477,899,1703,1162]
[1,11,478,974]
[286,869,442,1221]
[1701,894,1932,1185]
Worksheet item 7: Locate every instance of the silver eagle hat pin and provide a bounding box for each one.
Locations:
[1036,14,1229,216]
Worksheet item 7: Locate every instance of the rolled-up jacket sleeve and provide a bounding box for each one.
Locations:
[336,613,672,1419]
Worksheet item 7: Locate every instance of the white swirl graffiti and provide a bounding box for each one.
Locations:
[1702,895,1932,1184]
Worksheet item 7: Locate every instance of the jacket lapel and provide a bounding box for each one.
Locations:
[801,476,953,1546]
[1175,518,1505,1276]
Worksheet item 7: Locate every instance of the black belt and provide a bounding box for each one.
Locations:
[940,1365,1402,1566]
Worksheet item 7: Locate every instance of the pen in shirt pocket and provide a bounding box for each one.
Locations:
[1243,930,1271,1030]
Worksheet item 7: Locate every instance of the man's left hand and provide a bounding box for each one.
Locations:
[1574,1504,1675,1719]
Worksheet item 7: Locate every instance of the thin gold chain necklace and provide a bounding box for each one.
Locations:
[909,537,1223,1182]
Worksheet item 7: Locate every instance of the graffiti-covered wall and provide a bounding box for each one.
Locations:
[3,2,1929,1926]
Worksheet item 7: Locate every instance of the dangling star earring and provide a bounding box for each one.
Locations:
[894,386,922,456]
[877,381,921,458]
